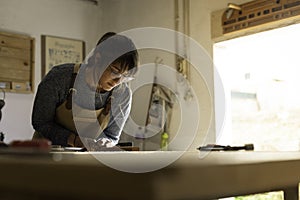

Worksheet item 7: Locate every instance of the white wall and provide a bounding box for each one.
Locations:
[100,0,178,150]
[0,0,101,143]
[100,0,175,34]
[188,0,252,148]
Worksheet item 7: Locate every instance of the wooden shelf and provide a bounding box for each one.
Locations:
[222,0,300,34]
[0,31,35,93]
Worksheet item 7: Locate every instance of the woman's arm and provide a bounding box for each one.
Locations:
[96,84,132,146]
[31,66,74,146]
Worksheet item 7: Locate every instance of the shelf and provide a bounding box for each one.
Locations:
[0,31,35,93]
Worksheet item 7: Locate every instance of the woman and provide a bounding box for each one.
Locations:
[32,32,139,149]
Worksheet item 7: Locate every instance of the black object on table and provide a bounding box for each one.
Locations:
[198,144,254,151]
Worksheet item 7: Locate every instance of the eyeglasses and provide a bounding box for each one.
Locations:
[108,65,135,82]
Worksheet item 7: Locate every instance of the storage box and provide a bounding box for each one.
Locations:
[0,81,11,89]
[12,82,28,91]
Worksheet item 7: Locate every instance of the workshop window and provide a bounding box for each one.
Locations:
[213,23,300,151]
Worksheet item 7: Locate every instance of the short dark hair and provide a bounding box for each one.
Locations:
[96,32,117,46]
[94,32,139,75]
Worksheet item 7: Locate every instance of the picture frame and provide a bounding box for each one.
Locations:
[41,35,85,77]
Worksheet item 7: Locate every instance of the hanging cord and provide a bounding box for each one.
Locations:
[0,88,5,141]
[0,88,5,118]
[0,88,5,103]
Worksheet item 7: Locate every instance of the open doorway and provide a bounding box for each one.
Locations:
[214,23,300,151]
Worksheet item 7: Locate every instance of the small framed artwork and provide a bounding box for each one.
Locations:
[41,35,85,77]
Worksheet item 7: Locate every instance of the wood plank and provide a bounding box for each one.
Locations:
[0,34,31,50]
[0,57,31,71]
[0,69,30,81]
[0,46,30,60]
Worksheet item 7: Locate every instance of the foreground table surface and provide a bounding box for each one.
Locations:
[0,150,299,200]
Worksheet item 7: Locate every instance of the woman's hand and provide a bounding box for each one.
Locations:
[83,137,120,151]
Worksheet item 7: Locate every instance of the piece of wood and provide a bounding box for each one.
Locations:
[0,33,31,50]
[0,46,30,60]
[0,57,31,71]
[222,0,300,34]
[211,4,300,42]
[0,69,30,81]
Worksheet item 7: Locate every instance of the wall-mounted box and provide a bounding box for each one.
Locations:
[0,31,35,93]
[12,82,29,91]
[0,81,11,89]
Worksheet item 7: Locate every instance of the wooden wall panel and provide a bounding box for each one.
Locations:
[0,31,34,93]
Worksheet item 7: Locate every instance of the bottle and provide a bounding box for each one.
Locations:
[161,132,169,151]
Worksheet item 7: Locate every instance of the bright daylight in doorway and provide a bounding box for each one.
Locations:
[214,23,300,151]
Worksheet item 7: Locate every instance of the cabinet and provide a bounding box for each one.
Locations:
[0,31,35,93]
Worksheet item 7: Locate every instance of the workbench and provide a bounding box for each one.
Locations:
[0,150,299,200]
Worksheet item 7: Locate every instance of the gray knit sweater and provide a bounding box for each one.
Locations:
[31,63,132,146]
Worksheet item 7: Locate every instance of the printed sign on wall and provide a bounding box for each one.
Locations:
[41,35,85,77]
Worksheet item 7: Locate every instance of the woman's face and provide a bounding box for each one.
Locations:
[97,62,126,92]
[86,52,134,92]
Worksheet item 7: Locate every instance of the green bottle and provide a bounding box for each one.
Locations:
[161,132,169,151]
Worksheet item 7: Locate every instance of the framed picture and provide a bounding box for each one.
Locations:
[41,35,85,77]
